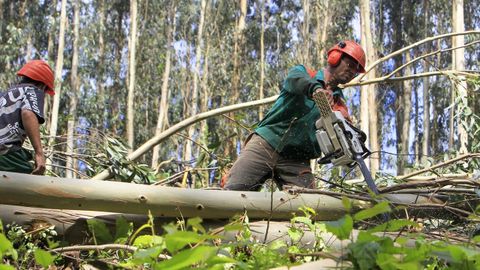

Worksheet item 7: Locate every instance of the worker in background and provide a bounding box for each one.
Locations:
[224,41,366,191]
[0,60,55,175]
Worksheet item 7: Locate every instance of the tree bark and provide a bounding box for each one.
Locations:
[225,0,247,159]
[452,0,468,153]
[47,0,67,169]
[0,172,350,220]
[421,0,430,163]
[97,0,106,132]
[66,0,80,179]
[152,3,177,169]
[360,0,379,174]
[184,0,207,164]
[126,0,138,152]
[258,0,265,120]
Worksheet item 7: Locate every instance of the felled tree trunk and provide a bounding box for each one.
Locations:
[0,172,351,220]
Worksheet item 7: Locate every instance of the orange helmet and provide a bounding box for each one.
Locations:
[327,41,366,73]
[17,60,55,95]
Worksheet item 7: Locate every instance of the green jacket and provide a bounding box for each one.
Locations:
[255,65,346,160]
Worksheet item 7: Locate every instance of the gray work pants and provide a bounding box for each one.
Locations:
[224,134,315,191]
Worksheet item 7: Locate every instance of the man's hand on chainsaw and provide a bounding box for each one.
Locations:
[313,88,334,106]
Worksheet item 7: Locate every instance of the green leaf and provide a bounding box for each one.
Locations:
[0,234,13,253]
[87,219,113,244]
[269,240,287,250]
[223,223,244,231]
[325,215,353,240]
[132,246,163,265]
[291,216,314,231]
[165,231,217,253]
[133,235,163,248]
[187,217,206,234]
[155,246,217,270]
[287,227,303,242]
[34,249,55,268]
[354,201,391,221]
[342,196,352,212]
[115,216,132,241]
[349,241,381,269]
[0,264,15,270]
[368,219,418,233]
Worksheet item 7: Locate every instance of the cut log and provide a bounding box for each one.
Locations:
[0,172,441,221]
[0,172,351,220]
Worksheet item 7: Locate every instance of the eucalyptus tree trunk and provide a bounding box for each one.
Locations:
[152,3,177,169]
[400,53,413,171]
[0,0,3,37]
[127,0,138,152]
[391,0,405,175]
[360,0,379,174]
[184,0,207,164]
[421,0,430,163]
[452,0,468,153]
[66,0,80,179]
[300,0,310,67]
[199,23,212,162]
[44,0,57,130]
[47,0,67,169]
[97,0,106,132]
[258,0,265,120]
[111,9,125,134]
[225,0,247,159]
[318,0,330,61]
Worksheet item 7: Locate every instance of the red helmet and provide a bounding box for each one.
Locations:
[327,40,366,73]
[17,60,55,95]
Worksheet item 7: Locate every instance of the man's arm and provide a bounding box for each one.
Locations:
[21,109,46,175]
[283,65,324,96]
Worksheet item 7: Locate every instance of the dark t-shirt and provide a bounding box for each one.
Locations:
[0,84,45,155]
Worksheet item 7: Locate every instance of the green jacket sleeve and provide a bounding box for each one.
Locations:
[282,65,325,97]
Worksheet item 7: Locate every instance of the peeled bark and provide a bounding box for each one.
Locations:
[0,172,441,221]
[360,0,379,174]
[152,3,177,169]
[184,0,208,164]
[126,0,138,151]
[258,0,265,120]
[66,0,80,179]
[47,0,67,168]
[0,172,350,220]
[452,0,468,153]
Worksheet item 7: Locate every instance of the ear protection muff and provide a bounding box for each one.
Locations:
[327,41,347,67]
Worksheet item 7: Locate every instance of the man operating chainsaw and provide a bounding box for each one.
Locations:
[224,40,366,191]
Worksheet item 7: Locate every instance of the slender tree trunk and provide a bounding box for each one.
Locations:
[258,0,265,120]
[0,0,3,38]
[318,0,330,61]
[414,85,420,164]
[360,0,380,175]
[44,0,57,132]
[400,53,413,172]
[97,0,106,132]
[66,0,80,179]
[152,3,177,169]
[300,0,310,66]
[391,0,404,175]
[225,0,247,159]
[47,0,67,169]
[127,0,138,152]
[421,0,430,162]
[453,0,468,153]
[111,10,125,135]
[184,0,207,164]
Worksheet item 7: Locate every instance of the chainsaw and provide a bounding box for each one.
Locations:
[312,90,380,195]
